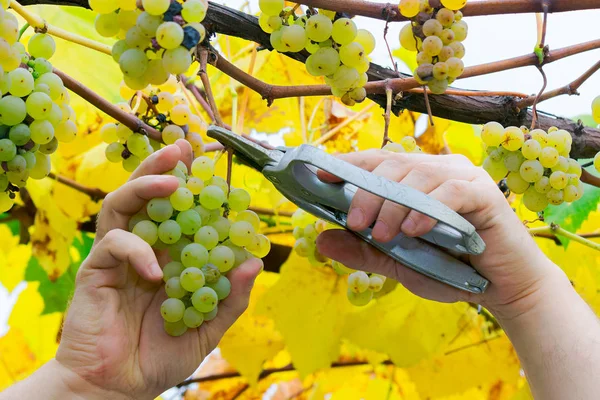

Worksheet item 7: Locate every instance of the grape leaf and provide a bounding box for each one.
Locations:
[544,180,600,248]
[24,234,93,315]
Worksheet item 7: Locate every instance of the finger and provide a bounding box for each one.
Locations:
[202,258,263,343]
[129,144,184,181]
[316,230,467,303]
[347,158,411,231]
[79,229,163,286]
[175,139,193,172]
[402,178,496,237]
[373,163,482,242]
[96,175,179,242]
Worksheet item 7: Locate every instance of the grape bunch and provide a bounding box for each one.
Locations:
[382,136,423,153]
[91,0,209,90]
[0,6,77,213]
[258,1,375,106]
[101,77,206,171]
[399,0,468,94]
[129,158,270,336]
[592,95,600,173]
[291,209,386,307]
[481,123,584,212]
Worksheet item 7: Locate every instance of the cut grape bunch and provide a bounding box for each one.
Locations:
[91,0,209,90]
[129,157,271,336]
[101,76,206,171]
[399,0,468,94]
[481,122,585,213]
[0,4,77,213]
[258,1,375,106]
[291,205,388,307]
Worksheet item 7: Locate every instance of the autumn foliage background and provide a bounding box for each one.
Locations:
[1,2,600,399]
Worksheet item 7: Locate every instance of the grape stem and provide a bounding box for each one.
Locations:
[292,0,600,22]
[382,85,393,148]
[17,22,30,41]
[530,66,548,130]
[9,0,112,55]
[530,224,600,252]
[581,169,600,189]
[47,173,108,201]
[516,59,600,108]
[382,14,399,76]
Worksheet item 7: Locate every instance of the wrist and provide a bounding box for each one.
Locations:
[48,359,133,400]
[485,258,572,324]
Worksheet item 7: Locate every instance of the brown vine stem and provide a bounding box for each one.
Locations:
[516,59,600,108]
[198,48,224,128]
[53,69,162,141]
[581,169,600,188]
[408,88,529,98]
[177,360,394,387]
[383,13,399,75]
[181,75,216,122]
[249,207,294,218]
[210,39,600,101]
[382,86,393,147]
[293,0,600,22]
[47,173,108,200]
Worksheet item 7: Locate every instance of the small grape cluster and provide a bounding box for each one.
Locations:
[129,158,271,336]
[0,5,77,213]
[258,0,375,106]
[481,122,584,213]
[382,136,423,153]
[91,0,208,90]
[100,78,205,172]
[399,0,467,94]
[592,95,600,173]
[290,209,386,307]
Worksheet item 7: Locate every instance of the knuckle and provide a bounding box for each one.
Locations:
[449,154,473,166]
[411,162,436,179]
[103,228,127,246]
[443,179,467,196]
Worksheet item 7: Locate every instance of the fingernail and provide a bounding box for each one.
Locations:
[151,262,163,280]
[401,217,417,236]
[347,208,364,228]
[373,220,389,241]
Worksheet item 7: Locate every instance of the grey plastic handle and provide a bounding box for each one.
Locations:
[264,145,489,294]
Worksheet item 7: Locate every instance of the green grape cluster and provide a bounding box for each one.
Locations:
[399,0,468,94]
[481,123,584,212]
[101,78,206,171]
[592,95,600,174]
[91,0,209,90]
[382,136,423,153]
[291,209,385,307]
[0,5,76,213]
[129,158,271,336]
[258,2,375,106]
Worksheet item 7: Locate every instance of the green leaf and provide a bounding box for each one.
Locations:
[545,178,600,248]
[24,234,93,315]
[573,114,597,128]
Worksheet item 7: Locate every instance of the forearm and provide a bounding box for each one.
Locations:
[497,270,600,400]
[0,359,131,400]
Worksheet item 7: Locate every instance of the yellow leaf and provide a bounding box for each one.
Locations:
[76,143,131,193]
[8,283,63,365]
[0,329,37,391]
[0,243,31,293]
[392,46,418,73]
[255,254,353,376]
[343,286,471,367]
[407,335,520,398]
[220,272,284,385]
[445,122,485,165]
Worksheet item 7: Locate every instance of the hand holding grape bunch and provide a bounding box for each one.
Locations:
[55,141,264,399]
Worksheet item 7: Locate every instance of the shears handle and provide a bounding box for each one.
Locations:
[263,145,489,294]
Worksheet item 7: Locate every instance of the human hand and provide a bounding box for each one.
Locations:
[55,141,262,399]
[316,150,566,320]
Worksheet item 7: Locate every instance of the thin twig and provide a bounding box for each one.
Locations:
[198,47,224,127]
[313,103,376,146]
[53,69,162,141]
[47,173,107,200]
[581,169,600,188]
[530,223,600,251]
[530,67,548,130]
[382,86,393,148]
[249,207,294,218]
[383,14,399,75]
[517,59,600,108]
[539,1,550,49]
[422,86,434,126]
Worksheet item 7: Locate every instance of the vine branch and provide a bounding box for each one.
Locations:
[47,173,107,200]
[530,223,600,252]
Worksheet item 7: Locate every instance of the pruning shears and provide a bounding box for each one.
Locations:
[207,126,490,294]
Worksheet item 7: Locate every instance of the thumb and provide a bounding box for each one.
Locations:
[203,257,263,342]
